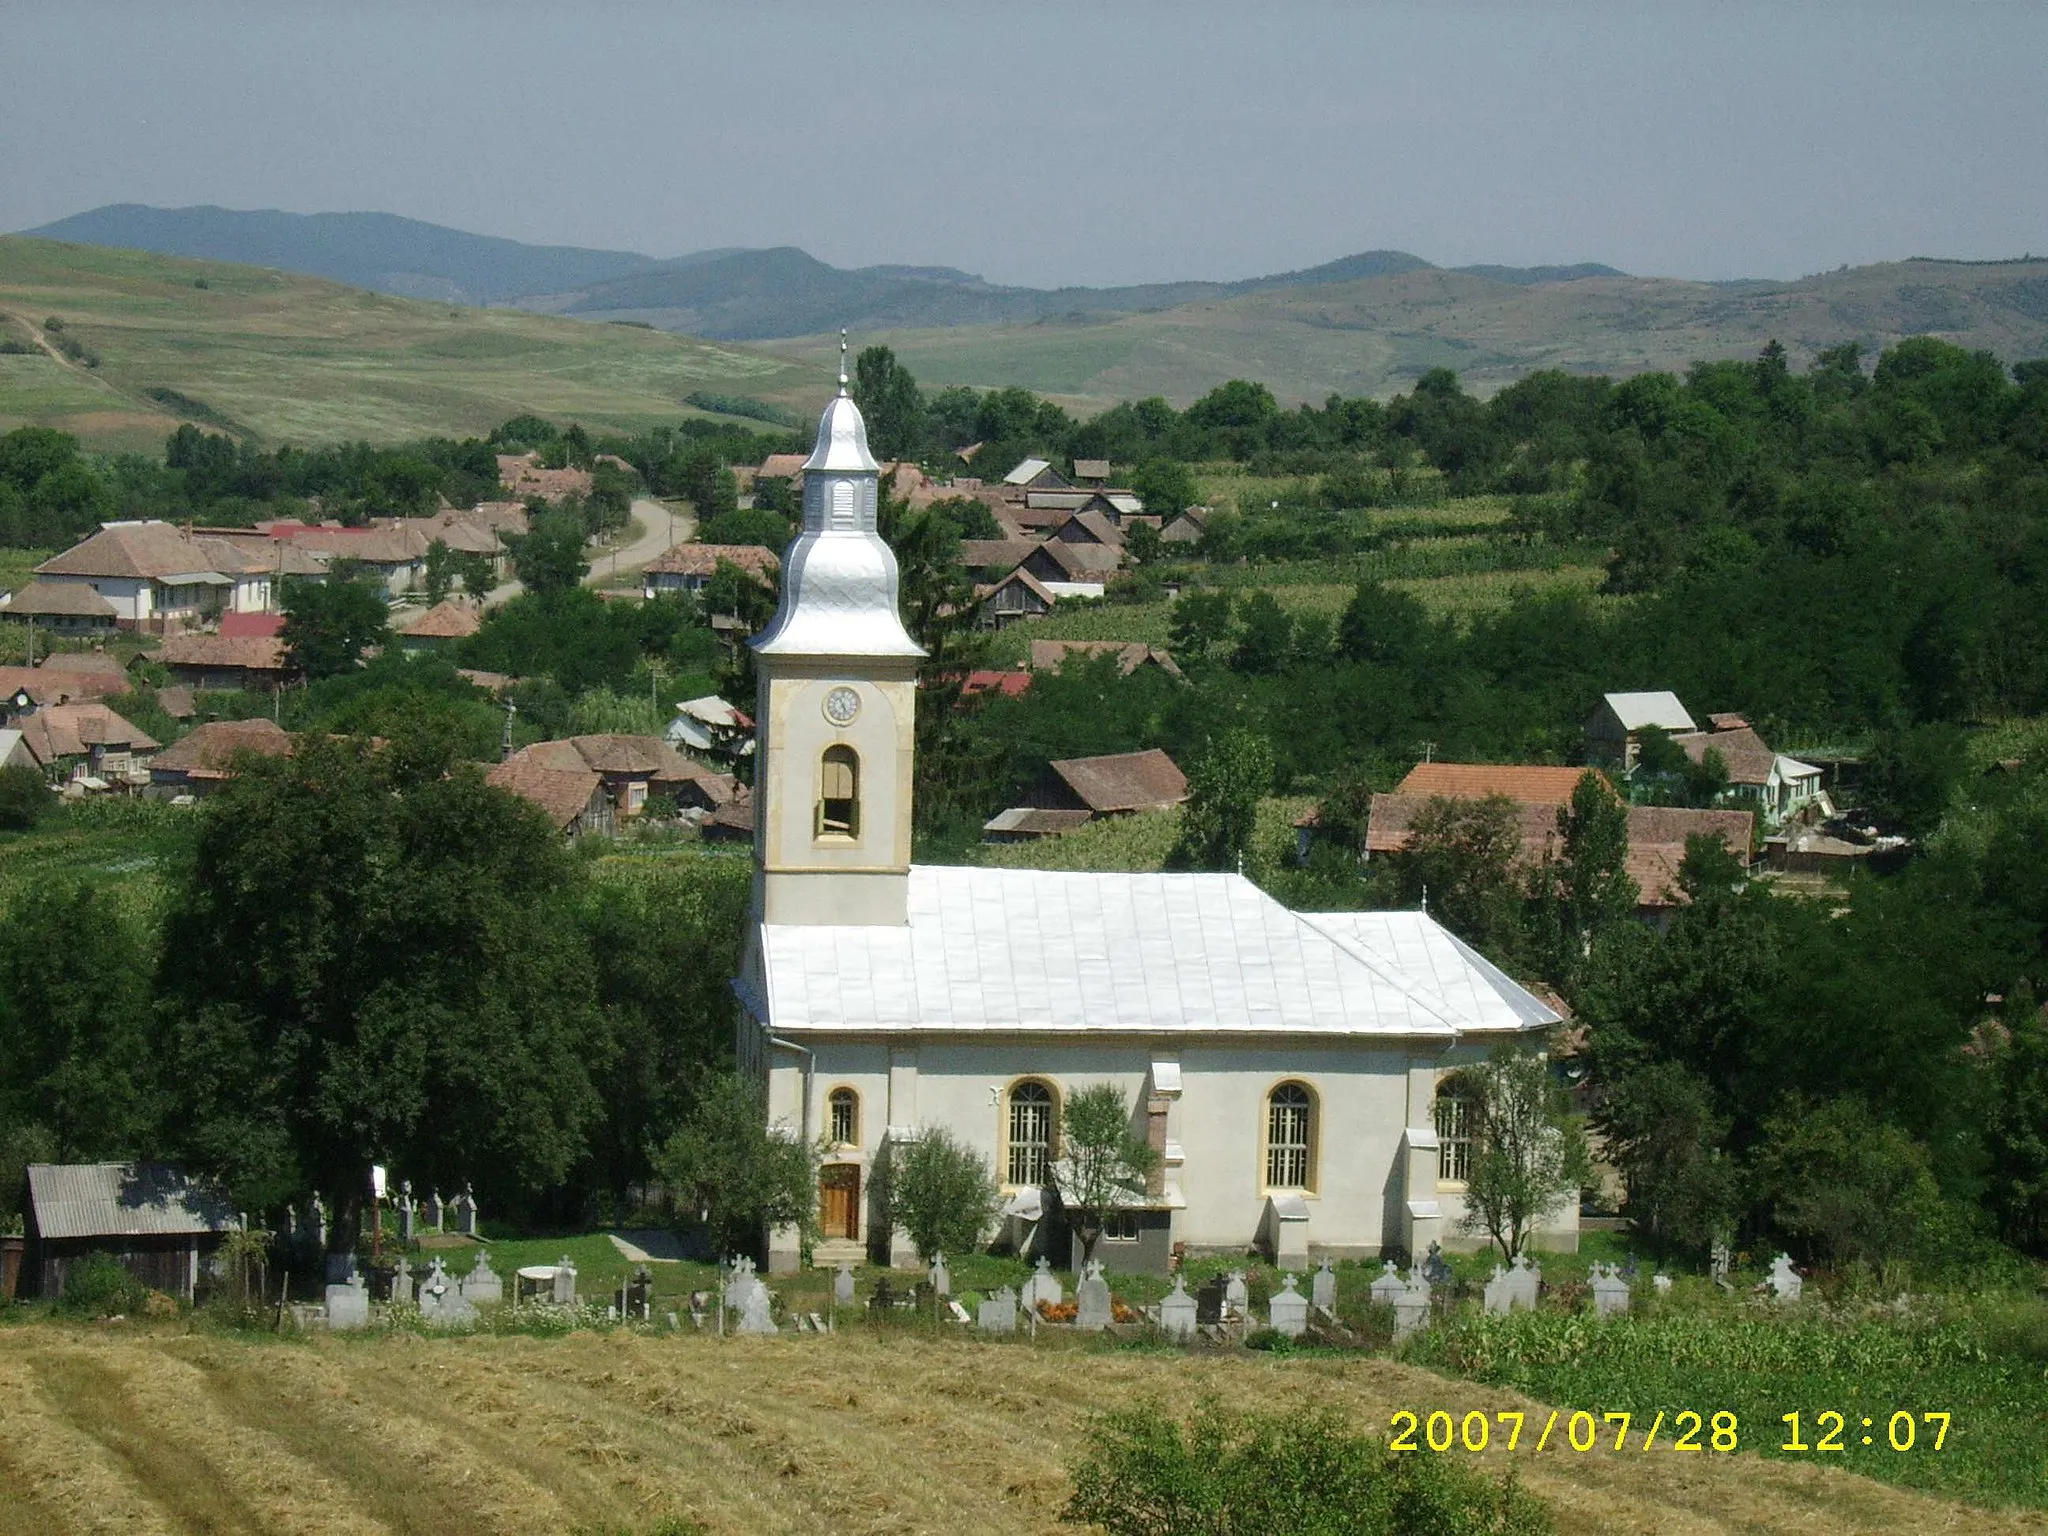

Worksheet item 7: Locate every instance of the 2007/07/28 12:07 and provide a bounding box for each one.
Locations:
[1386,1409,1951,1454]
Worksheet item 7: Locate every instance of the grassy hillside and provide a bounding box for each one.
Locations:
[0,237,825,452]
[0,1324,2028,1536]
[771,259,2048,407]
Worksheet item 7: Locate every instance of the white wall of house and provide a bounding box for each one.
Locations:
[43,575,150,623]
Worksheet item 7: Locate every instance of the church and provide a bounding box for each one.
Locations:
[734,365,1574,1275]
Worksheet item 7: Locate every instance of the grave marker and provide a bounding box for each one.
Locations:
[1310,1258,1336,1313]
[462,1251,502,1305]
[1021,1256,1063,1310]
[1158,1276,1197,1341]
[552,1255,577,1306]
[1223,1270,1248,1318]
[833,1263,855,1306]
[324,1264,368,1331]
[453,1184,478,1238]
[1371,1261,1407,1310]
[1590,1262,1631,1317]
[1392,1268,1431,1340]
[1074,1261,1112,1331]
[977,1286,1017,1334]
[1766,1253,1802,1304]
[928,1253,950,1298]
[1268,1273,1308,1337]
[737,1282,776,1334]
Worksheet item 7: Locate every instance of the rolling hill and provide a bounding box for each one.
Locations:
[0,236,824,452]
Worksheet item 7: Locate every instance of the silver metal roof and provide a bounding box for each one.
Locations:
[1600,691,1697,732]
[27,1162,238,1240]
[803,388,880,475]
[752,866,1557,1037]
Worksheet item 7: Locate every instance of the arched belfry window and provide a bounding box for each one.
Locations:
[831,479,855,528]
[817,745,860,838]
[828,1087,859,1147]
[1006,1080,1056,1186]
[1265,1082,1316,1190]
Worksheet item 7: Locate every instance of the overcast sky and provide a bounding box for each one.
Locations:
[6,2,2044,288]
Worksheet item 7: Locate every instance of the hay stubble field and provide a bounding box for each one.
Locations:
[0,1325,2038,1536]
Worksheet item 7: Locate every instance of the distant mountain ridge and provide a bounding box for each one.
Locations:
[21,204,1626,339]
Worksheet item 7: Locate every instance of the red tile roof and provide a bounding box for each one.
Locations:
[1395,763,1611,805]
[218,612,285,638]
[399,599,482,640]
[486,755,603,831]
[17,703,158,763]
[961,670,1034,699]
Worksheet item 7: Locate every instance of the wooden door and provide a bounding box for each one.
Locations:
[819,1164,860,1240]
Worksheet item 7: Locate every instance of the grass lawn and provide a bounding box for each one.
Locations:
[0,1314,2033,1535]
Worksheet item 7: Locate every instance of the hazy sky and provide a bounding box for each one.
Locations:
[6,2,2045,287]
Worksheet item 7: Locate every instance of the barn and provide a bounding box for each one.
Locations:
[23,1162,238,1302]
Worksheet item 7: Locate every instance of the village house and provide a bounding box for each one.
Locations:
[15,702,158,790]
[151,634,290,692]
[1017,538,1116,594]
[1669,712,1825,826]
[496,453,593,502]
[1071,458,1111,486]
[1031,749,1190,818]
[21,1162,239,1303]
[491,734,725,824]
[31,520,278,631]
[642,543,780,599]
[1160,507,1209,545]
[146,718,293,799]
[1584,690,1698,769]
[0,659,133,722]
[979,567,1059,627]
[0,580,119,634]
[255,522,429,595]
[1028,640,1182,679]
[666,694,755,763]
[486,751,615,837]
[736,381,1570,1274]
[397,598,482,651]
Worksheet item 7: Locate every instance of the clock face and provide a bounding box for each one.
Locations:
[822,686,862,726]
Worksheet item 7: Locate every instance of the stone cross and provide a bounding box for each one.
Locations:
[1392,1268,1431,1340]
[1504,1253,1541,1310]
[737,1282,776,1334]
[1590,1262,1631,1317]
[1371,1260,1407,1310]
[390,1256,414,1305]
[1421,1241,1454,1288]
[396,1180,414,1243]
[1268,1273,1308,1337]
[324,1264,368,1331]
[1158,1275,1197,1342]
[1310,1258,1337,1312]
[1074,1261,1112,1331]
[833,1263,856,1306]
[461,1251,502,1304]
[1766,1253,1802,1304]
[551,1255,578,1306]
[1021,1256,1063,1310]
[420,1258,478,1327]
[725,1256,760,1313]
[977,1285,1017,1334]
[280,1204,297,1244]
[928,1253,950,1298]
[1652,1272,1673,1297]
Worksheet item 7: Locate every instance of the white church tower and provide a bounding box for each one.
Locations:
[745,340,924,927]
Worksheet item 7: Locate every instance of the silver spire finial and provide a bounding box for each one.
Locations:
[838,329,849,392]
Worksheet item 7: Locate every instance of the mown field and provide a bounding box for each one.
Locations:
[0,237,824,452]
[1,1322,2038,1536]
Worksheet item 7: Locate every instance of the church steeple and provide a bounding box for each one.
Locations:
[745,352,923,927]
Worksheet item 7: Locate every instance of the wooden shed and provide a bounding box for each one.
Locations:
[23,1162,238,1302]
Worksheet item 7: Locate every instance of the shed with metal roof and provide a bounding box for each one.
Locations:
[23,1162,238,1301]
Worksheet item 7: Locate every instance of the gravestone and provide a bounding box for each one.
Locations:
[390,1256,414,1305]
[307,1193,327,1253]
[1074,1260,1112,1332]
[928,1254,950,1298]
[1268,1273,1308,1338]
[725,1257,761,1313]
[1392,1269,1431,1340]
[1503,1253,1541,1311]
[1653,1272,1673,1297]
[869,1276,896,1314]
[833,1263,856,1306]
[737,1283,776,1334]
[420,1258,479,1327]
[1195,1274,1227,1326]
[453,1185,479,1238]
[1158,1276,1197,1342]
[626,1265,653,1320]
[1223,1270,1248,1318]
[324,1265,369,1331]
[1021,1256,1063,1310]
[1421,1241,1454,1288]
[423,1188,445,1232]
[977,1286,1017,1334]
[396,1179,414,1243]
[1710,1241,1732,1290]
[1766,1253,1802,1304]
[1590,1262,1631,1317]
[281,1205,297,1244]
[552,1255,577,1306]
[461,1251,502,1304]
[1310,1258,1337,1313]
[1371,1260,1407,1310]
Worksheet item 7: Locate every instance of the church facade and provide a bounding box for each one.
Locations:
[735,368,1574,1274]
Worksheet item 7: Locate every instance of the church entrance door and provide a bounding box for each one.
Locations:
[820,1164,860,1240]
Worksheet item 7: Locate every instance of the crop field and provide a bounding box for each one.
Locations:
[0,1321,2035,1536]
[0,237,825,452]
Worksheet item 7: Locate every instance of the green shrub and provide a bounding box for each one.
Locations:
[60,1253,148,1317]
[0,763,47,831]
[1062,1400,1551,1535]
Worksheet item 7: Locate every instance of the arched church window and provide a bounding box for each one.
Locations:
[1006,1080,1056,1186]
[817,745,860,837]
[1435,1079,1476,1183]
[1265,1082,1316,1190]
[828,1087,859,1147]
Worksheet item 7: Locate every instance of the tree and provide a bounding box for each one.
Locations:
[423,538,459,605]
[1167,589,1235,662]
[0,762,46,830]
[1130,458,1197,518]
[1232,590,1294,674]
[280,568,390,680]
[1335,580,1428,666]
[698,507,793,550]
[676,449,739,522]
[505,509,590,597]
[1983,1005,2048,1254]
[1124,519,1164,567]
[853,345,925,461]
[1052,1084,1160,1267]
[1546,771,1637,961]
[884,1126,1000,1261]
[1755,1096,1946,1270]
[1171,728,1273,872]
[1592,1060,1740,1254]
[652,1070,817,1260]
[158,736,604,1231]
[1457,1047,1594,1259]
[1395,795,1523,949]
